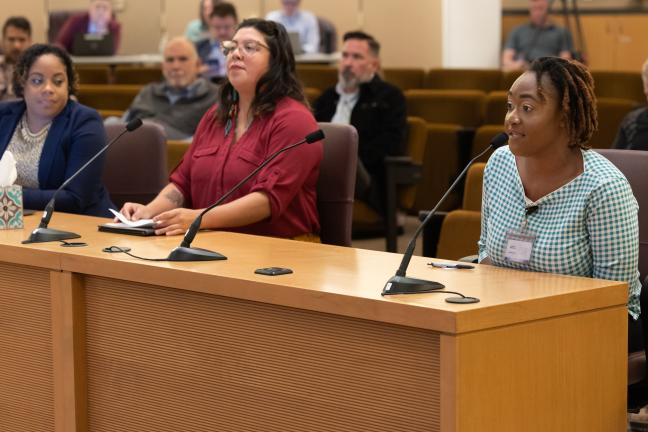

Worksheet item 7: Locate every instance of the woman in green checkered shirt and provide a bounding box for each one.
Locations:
[478,57,644,353]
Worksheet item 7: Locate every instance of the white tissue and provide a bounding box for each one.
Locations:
[0,151,17,187]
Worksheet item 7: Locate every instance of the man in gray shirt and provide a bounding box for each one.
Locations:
[124,37,218,140]
[502,0,573,71]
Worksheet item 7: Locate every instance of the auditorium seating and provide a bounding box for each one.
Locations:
[77,84,142,111]
[114,66,163,84]
[425,68,502,93]
[499,70,522,91]
[420,163,485,259]
[295,65,338,91]
[482,90,507,125]
[304,87,322,105]
[591,71,645,104]
[413,123,464,212]
[382,68,425,91]
[405,89,485,127]
[589,98,638,149]
[470,124,505,161]
[166,140,190,174]
[75,65,110,84]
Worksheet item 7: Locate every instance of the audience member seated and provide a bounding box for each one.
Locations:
[613,59,648,151]
[501,0,573,71]
[123,37,218,141]
[56,0,121,55]
[0,44,113,216]
[265,0,319,54]
[195,2,237,82]
[313,31,406,215]
[120,19,322,240]
[185,0,218,43]
[479,57,645,377]
[0,17,32,101]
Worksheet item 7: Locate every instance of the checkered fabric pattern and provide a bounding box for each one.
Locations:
[478,146,641,319]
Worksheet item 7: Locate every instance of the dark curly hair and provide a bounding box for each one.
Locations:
[12,43,78,98]
[528,57,598,150]
[215,18,307,124]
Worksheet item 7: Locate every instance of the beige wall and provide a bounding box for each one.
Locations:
[0,0,47,43]
[1,0,443,67]
[364,0,442,68]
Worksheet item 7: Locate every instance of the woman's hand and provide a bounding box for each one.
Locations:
[152,208,202,236]
[119,202,154,221]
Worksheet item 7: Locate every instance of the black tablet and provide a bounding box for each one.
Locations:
[98,223,156,236]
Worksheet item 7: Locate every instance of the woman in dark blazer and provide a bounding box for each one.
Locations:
[0,44,113,217]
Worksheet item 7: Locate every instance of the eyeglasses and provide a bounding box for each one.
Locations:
[222,40,269,57]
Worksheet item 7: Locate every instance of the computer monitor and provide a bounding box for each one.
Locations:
[288,32,304,55]
[72,33,115,56]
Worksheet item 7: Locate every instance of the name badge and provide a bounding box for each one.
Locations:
[504,231,536,264]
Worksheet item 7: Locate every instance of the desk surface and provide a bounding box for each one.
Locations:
[72,52,339,65]
[5,212,627,334]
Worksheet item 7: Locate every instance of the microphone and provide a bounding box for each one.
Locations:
[23,118,143,244]
[166,129,325,262]
[381,132,509,301]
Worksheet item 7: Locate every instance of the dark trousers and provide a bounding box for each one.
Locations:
[629,280,648,354]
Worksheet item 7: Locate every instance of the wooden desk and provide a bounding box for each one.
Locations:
[0,213,627,432]
[71,52,338,66]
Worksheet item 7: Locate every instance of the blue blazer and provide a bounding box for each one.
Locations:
[0,99,114,217]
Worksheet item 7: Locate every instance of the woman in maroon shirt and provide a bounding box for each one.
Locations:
[121,19,323,239]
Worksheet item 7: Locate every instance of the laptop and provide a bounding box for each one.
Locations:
[72,32,114,56]
[288,31,304,55]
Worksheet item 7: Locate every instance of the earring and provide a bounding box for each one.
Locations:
[224,88,239,137]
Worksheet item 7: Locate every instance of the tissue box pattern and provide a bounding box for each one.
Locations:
[0,185,23,229]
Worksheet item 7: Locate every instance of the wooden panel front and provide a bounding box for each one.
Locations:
[84,276,441,432]
[448,306,627,432]
[0,263,54,432]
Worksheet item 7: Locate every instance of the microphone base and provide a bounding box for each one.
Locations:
[382,275,445,296]
[22,227,81,244]
[446,296,480,304]
[166,246,227,262]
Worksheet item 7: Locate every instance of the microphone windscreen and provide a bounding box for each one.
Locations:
[490,132,509,149]
[126,118,144,132]
[305,129,325,144]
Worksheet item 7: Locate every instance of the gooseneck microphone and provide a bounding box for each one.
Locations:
[23,118,143,244]
[166,129,325,262]
[381,132,509,301]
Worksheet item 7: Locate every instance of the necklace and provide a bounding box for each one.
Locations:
[20,115,51,145]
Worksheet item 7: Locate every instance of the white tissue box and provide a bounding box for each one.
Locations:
[0,185,23,229]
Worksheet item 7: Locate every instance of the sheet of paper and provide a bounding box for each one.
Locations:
[109,208,155,228]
